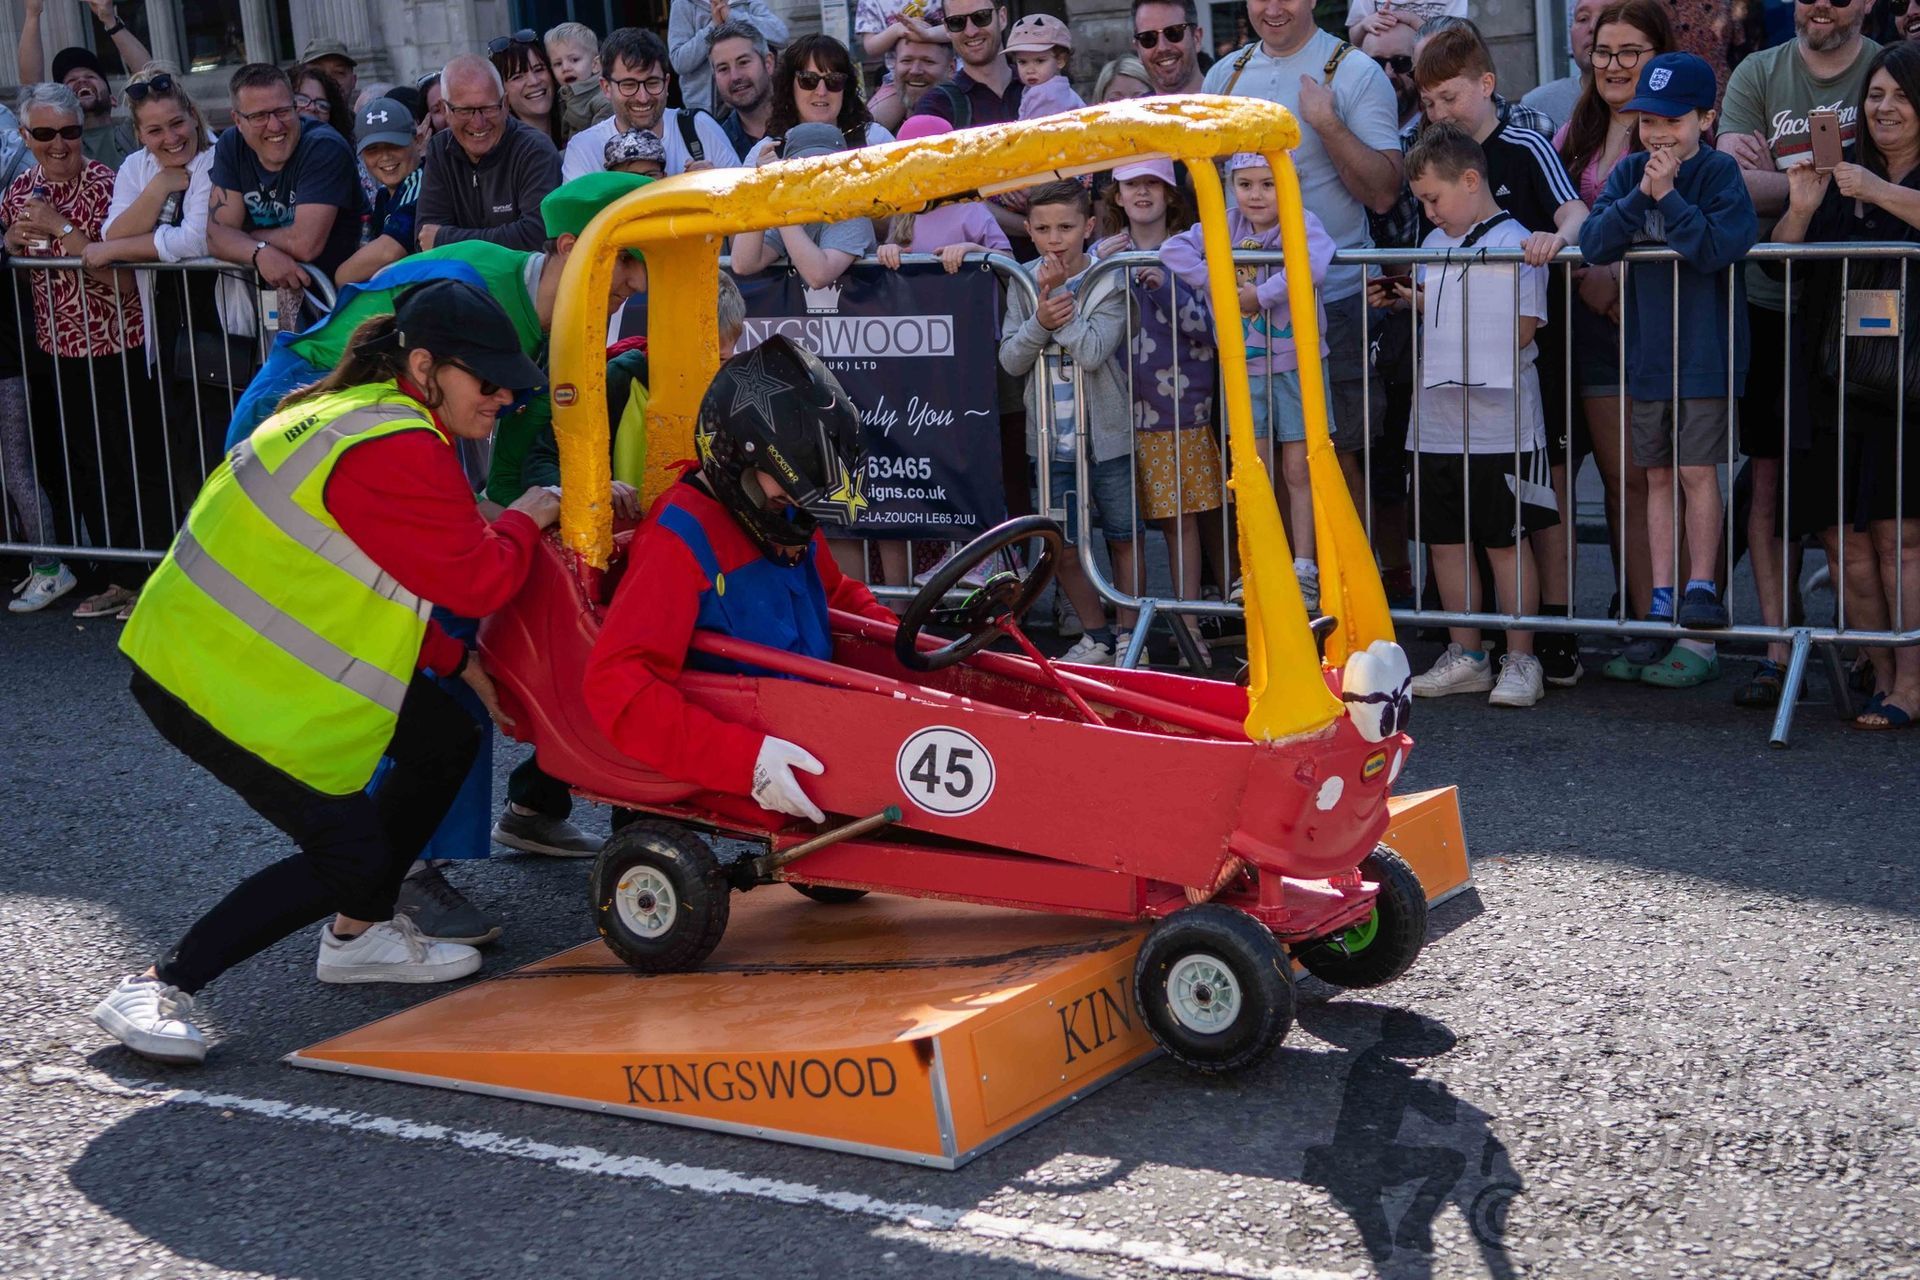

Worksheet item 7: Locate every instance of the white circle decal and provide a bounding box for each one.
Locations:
[895,726,995,817]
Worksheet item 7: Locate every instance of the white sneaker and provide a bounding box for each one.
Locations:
[316,915,482,985]
[1053,594,1084,639]
[1228,577,1245,605]
[9,564,77,614]
[1488,652,1545,707]
[1411,643,1495,697]
[1114,630,1134,662]
[1294,559,1321,613]
[92,975,207,1064]
[1060,634,1115,666]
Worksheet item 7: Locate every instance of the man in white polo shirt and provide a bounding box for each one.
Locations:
[562,27,740,180]
[1204,0,1403,494]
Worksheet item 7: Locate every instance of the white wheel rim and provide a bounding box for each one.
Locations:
[1166,952,1242,1033]
[614,867,678,939]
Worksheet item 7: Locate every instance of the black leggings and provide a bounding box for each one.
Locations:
[133,668,482,993]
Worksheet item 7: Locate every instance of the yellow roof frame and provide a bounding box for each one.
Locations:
[547,95,1392,741]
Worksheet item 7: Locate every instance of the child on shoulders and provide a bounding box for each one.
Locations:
[1006,15,1085,119]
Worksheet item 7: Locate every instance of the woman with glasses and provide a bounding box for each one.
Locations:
[750,34,896,166]
[1,81,160,620]
[490,30,564,147]
[1553,0,1674,658]
[293,61,355,141]
[84,63,229,533]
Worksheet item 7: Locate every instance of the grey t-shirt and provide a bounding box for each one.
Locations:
[1719,37,1879,310]
[1519,75,1581,134]
[762,216,877,260]
[1202,29,1402,302]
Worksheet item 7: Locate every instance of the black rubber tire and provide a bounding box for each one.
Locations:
[1296,845,1428,989]
[1133,904,1294,1074]
[590,822,730,972]
[790,883,869,905]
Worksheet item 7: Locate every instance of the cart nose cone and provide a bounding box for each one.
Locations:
[1339,640,1412,743]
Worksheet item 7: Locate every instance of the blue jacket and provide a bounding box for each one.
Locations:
[1579,147,1758,400]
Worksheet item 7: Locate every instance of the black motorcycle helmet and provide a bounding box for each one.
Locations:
[694,335,868,559]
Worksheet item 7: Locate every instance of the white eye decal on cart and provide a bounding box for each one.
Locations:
[896,726,995,817]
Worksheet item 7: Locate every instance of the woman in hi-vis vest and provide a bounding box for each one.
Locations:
[93,280,559,1065]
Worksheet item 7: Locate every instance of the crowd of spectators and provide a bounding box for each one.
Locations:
[0,0,1916,725]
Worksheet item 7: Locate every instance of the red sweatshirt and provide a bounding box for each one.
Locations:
[585,482,893,796]
[323,407,541,674]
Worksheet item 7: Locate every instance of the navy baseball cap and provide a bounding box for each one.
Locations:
[1625,53,1716,118]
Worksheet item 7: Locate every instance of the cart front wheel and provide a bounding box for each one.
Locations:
[591,822,730,972]
[790,883,869,905]
[1134,904,1293,1074]
[1296,845,1428,989]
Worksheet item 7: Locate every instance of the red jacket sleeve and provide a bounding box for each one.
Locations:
[583,523,766,795]
[812,530,895,623]
[325,429,542,623]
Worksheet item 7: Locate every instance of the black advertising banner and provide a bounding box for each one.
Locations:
[734,263,1006,540]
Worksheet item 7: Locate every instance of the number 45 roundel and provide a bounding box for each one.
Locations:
[895,726,996,817]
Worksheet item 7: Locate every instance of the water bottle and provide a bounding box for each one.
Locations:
[26,183,52,251]
[158,189,184,227]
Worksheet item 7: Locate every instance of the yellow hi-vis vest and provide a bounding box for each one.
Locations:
[121,382,448,795]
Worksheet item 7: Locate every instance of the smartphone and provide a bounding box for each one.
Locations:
[1809,108,1843,174]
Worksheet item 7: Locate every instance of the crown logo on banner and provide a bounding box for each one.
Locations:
[803,282,842,314]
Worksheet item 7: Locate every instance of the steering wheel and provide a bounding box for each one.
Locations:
[895,516,1064,672]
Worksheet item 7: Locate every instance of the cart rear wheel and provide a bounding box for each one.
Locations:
[591,822,730,972]
[1296,845,1427,989]
[791,883,869,905]
[1134,904,1293,1074]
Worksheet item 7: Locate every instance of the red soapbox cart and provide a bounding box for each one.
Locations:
[479,515,1425,1074]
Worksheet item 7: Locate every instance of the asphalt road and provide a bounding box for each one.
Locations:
[3,602,1917,1280]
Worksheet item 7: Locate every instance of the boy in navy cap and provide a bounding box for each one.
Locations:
[1580,52,1758,688]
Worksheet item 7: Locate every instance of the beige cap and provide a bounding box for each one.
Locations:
[1003,14,1072,54]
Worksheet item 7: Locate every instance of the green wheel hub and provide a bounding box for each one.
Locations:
[1330,908,1379,956]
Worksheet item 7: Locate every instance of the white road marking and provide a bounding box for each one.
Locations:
[17,1061,1358,1280]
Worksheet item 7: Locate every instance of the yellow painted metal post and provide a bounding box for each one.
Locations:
[636,241,722,510]
[1266,151,1394,668]
[550,223,618,568]
[1189,160,1341,742]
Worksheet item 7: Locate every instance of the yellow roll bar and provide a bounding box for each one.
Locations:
[548,95,1391,742]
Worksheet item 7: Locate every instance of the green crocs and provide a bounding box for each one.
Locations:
[1640,645,1721,688]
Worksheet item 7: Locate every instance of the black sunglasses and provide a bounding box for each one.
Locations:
[487,28,540,55]
[794,69,848,91]
[1132,22,1193,48]
[125,74,176,102]
[26,125,84,142]
[1372,53,1413,73]
[1797,0,1854,5]
[944,9,999,32]
[448,361,503,396]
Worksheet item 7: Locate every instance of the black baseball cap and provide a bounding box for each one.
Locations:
[392,281,546,393]
[51,46,107,83]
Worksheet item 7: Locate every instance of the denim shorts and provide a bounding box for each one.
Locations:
[1248,369,1309,443]
[1038,454,1138,544]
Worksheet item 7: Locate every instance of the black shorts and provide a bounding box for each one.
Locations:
[1536,274,1589,469]
[1413,449,1561,549]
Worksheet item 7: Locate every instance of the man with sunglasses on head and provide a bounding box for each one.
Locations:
[1132,0,1208,95]
[206,62,362,292]
[17,0,150,171]
[565,28,742,180]
[670,0,790,115]
[416,53,562,253]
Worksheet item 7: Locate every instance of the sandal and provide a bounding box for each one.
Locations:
[1640,645,1721,688]
[1734,660,1786,709]
[1855,693,1917,731]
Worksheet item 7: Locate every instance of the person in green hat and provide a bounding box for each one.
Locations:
[216,171,656,933]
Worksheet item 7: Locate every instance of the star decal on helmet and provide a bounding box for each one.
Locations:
[694,414,718,464]
[728,345,785,428]
[822,453,869,523]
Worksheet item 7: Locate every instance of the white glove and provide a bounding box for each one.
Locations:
[751,737,826,823]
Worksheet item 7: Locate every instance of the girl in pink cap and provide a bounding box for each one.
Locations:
[1005,14,1085,119]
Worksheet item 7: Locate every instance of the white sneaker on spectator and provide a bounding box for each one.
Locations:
[316,915,482,984]
[1228,576,1244,605]
[1114,630,1133,663]
[1295,559,1321,613]
[1411,644,1494,697]
[1060,634,1115,666]
[9,564,76,613]
[1053,594,1084,639]
[1488,652,1545,708]
[92,975,206,1064]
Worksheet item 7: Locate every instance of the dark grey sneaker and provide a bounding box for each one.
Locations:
[492,807,602,857]
[394,865,502,946]
[1677,587,1729,631]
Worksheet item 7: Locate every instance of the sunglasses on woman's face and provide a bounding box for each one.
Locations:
[125,74,176,102]
[1133,23,1193,48]
[26,125,84,142]
[487,28,539,55]
[794,69,848,91]
[944,9,998,32]
[449,362,503,396]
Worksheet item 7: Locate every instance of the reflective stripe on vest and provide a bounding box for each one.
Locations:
[121,384,445,794]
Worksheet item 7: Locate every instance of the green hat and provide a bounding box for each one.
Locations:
[541,170,656,240]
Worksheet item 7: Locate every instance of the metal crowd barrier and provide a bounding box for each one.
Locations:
[1067,244,1918,746]
[0,256,270,572]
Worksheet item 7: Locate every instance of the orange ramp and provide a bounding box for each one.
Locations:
[290,787,1470,1168]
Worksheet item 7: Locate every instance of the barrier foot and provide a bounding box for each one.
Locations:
[1162,602,1211,673]
[1769,629,1813,749]
[1120,601,1155,670]
[1817,640,1856,721]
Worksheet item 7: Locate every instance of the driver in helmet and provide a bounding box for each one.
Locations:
[584,336,896,825]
